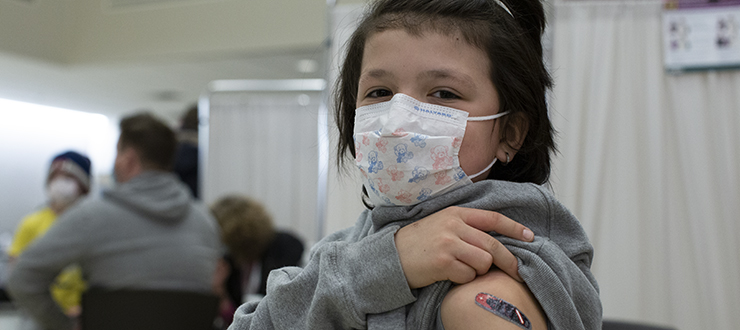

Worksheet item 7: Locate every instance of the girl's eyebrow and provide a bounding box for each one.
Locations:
[419,70,476,90]
[359,69,394,85]
[359,68,476,91]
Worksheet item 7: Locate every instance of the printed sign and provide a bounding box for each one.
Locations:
[663,2,740,71]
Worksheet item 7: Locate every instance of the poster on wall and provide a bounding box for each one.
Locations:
[662,1,740,71]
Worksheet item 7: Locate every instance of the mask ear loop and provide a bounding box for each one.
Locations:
[466,110,510,179]
[468,158,498,180]
[467,111,510,122]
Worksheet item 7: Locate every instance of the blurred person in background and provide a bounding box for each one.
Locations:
[7,151,91,329]
[7,113,221,330]
[210,195,303,329]
[173,104,199,198]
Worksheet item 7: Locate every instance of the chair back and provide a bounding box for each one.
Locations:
[603,320,676,330]
[81,288,219,330]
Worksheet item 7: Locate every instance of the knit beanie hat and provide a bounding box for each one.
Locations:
[48,151,92,193]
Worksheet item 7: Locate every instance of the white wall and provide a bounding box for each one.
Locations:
[0,99,118,247]
[323,3,367,236]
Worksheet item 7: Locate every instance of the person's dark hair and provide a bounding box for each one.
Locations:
[119,113,177,171]
[334,0,555,185]
[181,104,199,131]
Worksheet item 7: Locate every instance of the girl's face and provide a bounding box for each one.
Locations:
[357,29,506,182]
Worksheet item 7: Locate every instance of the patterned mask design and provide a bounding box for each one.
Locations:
[353,93,508,206]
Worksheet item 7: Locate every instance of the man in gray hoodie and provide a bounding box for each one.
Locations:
[7,113,222,330]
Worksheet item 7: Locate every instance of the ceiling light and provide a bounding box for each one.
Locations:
[296,59,319,73]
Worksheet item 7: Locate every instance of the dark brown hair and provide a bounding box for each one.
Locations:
[118,113,177,171]
[211,195,276,263]
[180,104,199,131]
[334,0,555,184]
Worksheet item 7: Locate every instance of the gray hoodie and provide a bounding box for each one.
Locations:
[229,180,601,330]
[7,171,221,330]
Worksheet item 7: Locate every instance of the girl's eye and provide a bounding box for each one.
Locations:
[367,89,393,98]
[431,90,460,99]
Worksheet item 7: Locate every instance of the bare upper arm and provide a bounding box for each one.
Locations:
[440,269,547,330]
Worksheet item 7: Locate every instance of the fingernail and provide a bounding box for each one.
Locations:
[523,229,534,241]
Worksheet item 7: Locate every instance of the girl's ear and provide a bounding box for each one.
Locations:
[498,112,529,161]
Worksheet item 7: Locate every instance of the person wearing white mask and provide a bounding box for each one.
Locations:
[7,151,91,328]
[7,113,221,330]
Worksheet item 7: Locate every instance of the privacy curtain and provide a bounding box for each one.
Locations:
[549,2,740,329]
[203,91,322,247]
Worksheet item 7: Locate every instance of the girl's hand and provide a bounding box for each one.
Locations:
[394,206,534,289]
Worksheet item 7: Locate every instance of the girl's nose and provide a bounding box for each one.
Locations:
[392,91,424,103]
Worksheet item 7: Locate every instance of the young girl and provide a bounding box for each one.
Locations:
[229,0,601,329]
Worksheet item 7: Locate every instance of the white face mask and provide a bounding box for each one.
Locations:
[353,93,508,206]
[47,177,81,207]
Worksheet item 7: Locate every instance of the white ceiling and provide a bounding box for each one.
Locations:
[0,0,334,124]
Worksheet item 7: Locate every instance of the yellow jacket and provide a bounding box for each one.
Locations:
[9,207,86,314]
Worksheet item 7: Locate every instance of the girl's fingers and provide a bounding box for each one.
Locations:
[455,207,534,242]
[446,260,479,284]
[452,208,525,282]
[458,227,522,281]
[452,234,494,276]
